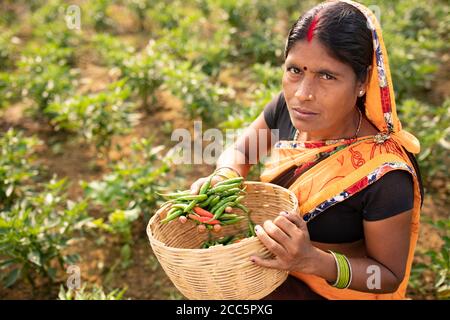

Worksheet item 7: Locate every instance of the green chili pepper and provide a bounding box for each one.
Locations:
[209,195,221,207]
[220,213,239,220]
[201,242,210,249]
[220,188,243,197]
[247,222,256,237]
[183,200,198,213]
[197,194,214,208]
[156,190,191,199]
[171,203,189,210]
[212,201,235,220]
[161,209,184,223]
[164,207,179,217]
[210,195,239,213]
[213,177,244,187]
[234,203,249,213]
[199,176,213,195]
[175,194,208,201]
[207,183,242,195]
[220,216,245,225]
[217,235,234,245]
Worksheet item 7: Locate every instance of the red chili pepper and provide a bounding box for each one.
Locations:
[188,214,220,225]
[193,206,214,218]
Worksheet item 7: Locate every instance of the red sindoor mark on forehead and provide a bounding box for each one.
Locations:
[307,15,319,42]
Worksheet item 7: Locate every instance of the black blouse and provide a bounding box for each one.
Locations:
[263,91,421,244]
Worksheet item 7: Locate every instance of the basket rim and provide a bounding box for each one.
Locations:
[147,180,299,253]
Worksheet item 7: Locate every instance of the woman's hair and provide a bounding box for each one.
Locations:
[285,1,373,109]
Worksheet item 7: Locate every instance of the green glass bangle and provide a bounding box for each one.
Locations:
[339,254,350,289]
[328,250,340,287]
[339,255,349,288]
[328,250,352,289]
[342,254,353,289]
[336,255,346,288]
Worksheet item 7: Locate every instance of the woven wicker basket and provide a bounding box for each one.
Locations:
[147,181,299,300]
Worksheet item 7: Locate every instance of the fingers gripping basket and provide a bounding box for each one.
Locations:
[147,181,299,300]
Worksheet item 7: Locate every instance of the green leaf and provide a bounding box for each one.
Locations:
[3,268,21,287]
[47,267,57,281]
[27,251,42,267]
[0,258,17,269]
[65,254,80,265]
[5,184,14,197]
[434,269,448,288]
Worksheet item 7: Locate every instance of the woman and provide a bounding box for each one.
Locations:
[190,0,424,300]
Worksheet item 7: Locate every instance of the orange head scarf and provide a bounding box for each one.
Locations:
[260,0,423,300]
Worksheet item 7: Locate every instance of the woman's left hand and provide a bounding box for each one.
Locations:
[250,211,318,273]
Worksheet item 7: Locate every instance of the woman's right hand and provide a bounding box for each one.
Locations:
[189,175,223,195]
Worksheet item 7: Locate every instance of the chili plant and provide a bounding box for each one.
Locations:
[0,31,17,71]
[409,217,449,300]
[0,129,40,211]
[120,41,167,109]
[45,80,140,154]
[82,0,116,31]
[399,98,450,189]
[0,181,90,288]
[91,33,136,68]
[17,42,76,112]
[216,0,284,65]
[107,208,140,269]
[0,72,21,109]
[125,0,154,32]
[162,61,235,124]
[82,138,170,222]
[0,130,91,288]
[92,35,165,110]
[82,138,171,268]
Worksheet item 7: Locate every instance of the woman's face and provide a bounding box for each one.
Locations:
[282,39,365,140]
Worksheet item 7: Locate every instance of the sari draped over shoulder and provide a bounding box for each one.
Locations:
[260,0,422,300]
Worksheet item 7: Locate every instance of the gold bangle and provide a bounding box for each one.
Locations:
[214,166,241,179]
[213,171,235,181]
[213,172,230,180]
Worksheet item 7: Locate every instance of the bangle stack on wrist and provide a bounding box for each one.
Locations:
[212,166,241,180]
[328,250,352,289]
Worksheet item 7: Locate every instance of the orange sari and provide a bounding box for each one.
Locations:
[260,0,422,300]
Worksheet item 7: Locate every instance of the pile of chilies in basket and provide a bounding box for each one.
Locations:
[157,177,256,240]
